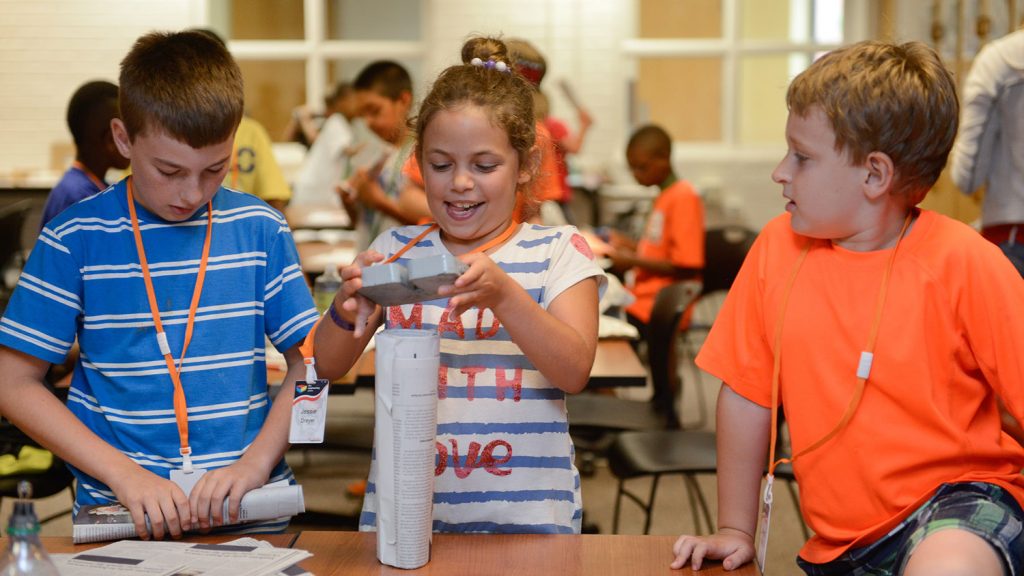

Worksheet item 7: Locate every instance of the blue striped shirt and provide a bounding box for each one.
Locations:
[0,180,317,515]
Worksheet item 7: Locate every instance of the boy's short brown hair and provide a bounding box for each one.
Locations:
[119,30,244,148]
[787,41,958,205]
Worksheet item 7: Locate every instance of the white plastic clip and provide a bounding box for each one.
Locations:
[156,331,171,356]
[303,357,318,384]
[856,351,873,380]
[180,447,193,474]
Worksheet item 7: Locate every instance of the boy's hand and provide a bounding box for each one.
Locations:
[437,253,515,317]
[107,467,191,540]
[670,529,755,571]
[336,250,385,337]
[188,460,266,531]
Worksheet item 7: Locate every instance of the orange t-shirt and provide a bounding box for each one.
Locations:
[534,121,564,203]
[402,120,561,222]
[696,210,1024,563]
[625,179,705,323]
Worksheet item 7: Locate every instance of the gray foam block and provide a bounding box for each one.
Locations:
[358,255,468,306]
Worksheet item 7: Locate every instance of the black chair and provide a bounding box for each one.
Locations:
[0,200,36,301]
[682,225,758,429]
[700,225,757,296]
[567,281,704,475]
[607,427,717,534]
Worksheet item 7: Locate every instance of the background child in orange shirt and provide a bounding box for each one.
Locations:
[672,41,1024,575]
[608,124,704,338]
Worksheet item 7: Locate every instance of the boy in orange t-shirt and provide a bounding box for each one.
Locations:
[609,125,703,335]
[672,41,1024,575]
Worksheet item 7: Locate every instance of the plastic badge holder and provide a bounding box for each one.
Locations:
[359,254,467,306]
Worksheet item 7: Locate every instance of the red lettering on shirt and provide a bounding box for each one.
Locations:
[388,303,423,329]
[437,365,448,399]
[435,441,448,475]
[437,302,465,339]
[438,438,513,478]
[475,309,501,339]
[495,368,523,402]
[461,366,485,401]
[480,439,512,476]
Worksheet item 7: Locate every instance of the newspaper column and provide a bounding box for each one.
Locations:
[374,328,439,569]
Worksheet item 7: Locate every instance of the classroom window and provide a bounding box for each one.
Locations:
[206,0,424,140]
[629,0,858,147]
[326,0,422,41]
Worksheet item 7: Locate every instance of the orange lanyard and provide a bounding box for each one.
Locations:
[297,221,520,370]
[72,161,106,190]
[767,213,912,477]
[127,177,214,473]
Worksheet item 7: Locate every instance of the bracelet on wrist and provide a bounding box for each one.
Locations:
[327,302,356,331]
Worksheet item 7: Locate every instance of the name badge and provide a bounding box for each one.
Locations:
[756,474,774,573]
[170,467,207,496]
[289,379,330,444]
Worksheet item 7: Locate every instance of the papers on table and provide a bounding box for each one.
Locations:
[51,537,311,576]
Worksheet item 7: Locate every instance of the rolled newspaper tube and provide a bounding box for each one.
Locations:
[374,328,439,569]
[72,483,305,544]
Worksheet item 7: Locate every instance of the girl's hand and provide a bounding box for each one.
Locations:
[438,252,515,317]
[335,250,385,338]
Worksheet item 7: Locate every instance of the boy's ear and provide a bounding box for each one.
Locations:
[862,151,895,200]
[110,118,133,159]
[398,90,413,111]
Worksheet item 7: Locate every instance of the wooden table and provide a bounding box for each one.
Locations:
[343,338,645,390]
[33,532,757,575]
[291,531,758,575]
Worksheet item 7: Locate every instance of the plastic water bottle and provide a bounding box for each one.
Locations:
[0,481,59,575]
[313,264,342,315]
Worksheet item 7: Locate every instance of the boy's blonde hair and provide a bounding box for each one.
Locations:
[787,41,958,205]
[413,36,540,219]
[119,30,244,148]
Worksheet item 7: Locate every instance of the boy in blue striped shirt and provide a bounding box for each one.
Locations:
[0,30,317,540]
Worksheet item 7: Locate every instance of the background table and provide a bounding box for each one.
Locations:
[286,204,352,230]
[270,339,646,391]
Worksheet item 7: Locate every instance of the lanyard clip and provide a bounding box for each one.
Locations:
[156,331,171,356]
[303,357,318,384]
[180,446,194,474]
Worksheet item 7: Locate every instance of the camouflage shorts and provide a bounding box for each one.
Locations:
[797,482,1024,576]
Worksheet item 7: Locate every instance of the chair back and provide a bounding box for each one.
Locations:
[0,200,35,295]
[701,225,757,296]
[646,280,702,428]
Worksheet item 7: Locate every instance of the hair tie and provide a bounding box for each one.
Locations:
[470,57,510,73]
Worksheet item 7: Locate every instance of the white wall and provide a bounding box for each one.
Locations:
[0,0,958,231]
[422,0,631,178]
[0,0,629,176]
[0,0,204,175]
